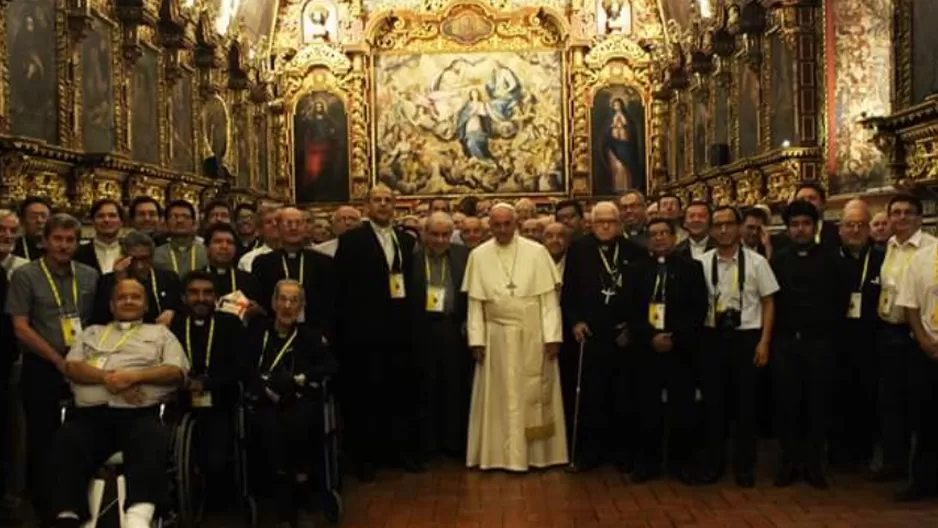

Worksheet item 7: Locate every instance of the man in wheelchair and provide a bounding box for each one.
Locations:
[48,278,190,528]
[170,270,244,507]
[244,279,336,528]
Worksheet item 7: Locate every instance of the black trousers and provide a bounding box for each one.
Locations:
[343,341,419,468]
[191,408,232,479]
[771,333,834,468]
[48,406,169,521]
[0,354,13,501]
[416,316,472,458]
[634,346,697,473]
[700,329,762,476]
[562,336,624,465]
[878,324,919,471]
[910,350,938,491]
[829,321,878,464]
[20,355,69,523]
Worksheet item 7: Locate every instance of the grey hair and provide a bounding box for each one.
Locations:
[121,230,156,255]
[0,209,20,231]
[620,189,646,205]
[273,278,306,307]
[42,213,81,239]
[591,201,620,218]
[425,211,454,231]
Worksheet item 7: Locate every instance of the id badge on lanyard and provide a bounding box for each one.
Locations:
[847,292,863,319]
[648,303,666,330]
[390,273,406,299]
[426,286,445,312]
[61,314,82,348]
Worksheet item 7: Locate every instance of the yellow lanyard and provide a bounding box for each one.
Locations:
[858,249,870,291]
[281,253,305,285]
[260,328,298,371]
[169,246,196,275]
[652,268,667,300]
[598,244,620,284]
[186,316,215,368]
[424,254,447,286]
[815,221,822,244]
[97,323,141,351]
[40,259,78,312]
[149,269,162,313]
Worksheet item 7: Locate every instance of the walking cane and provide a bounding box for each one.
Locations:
[569,338,587,471]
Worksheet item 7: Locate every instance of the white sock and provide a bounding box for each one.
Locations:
[125,502,155,528]
[56,511,80,520]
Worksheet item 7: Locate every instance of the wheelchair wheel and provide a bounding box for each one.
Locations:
[175,414,206,528]
[174,416,191,526]
[323,489,343,525]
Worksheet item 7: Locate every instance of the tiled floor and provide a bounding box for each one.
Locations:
[335,461,938,528]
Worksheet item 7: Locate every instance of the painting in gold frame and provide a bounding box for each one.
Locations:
[590,84,647,196]
[738,63,760,158]
[132,48,160,164]
[170,73,195,173]
[372,51,566,197]
[81,17,115,153]
[292,91,349,204]
[6,0,57,143]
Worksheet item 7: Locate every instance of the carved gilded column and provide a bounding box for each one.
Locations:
[0,0,12,135]
[773,0,821,149]
[64,1,96,150]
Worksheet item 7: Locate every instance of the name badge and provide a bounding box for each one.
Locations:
[878,288,895,317]
[648,303,666,331]
[86,354,108,370]
[389,273,406,299]
[426,286,446,312]
[191,391,213,408]
[847,292,863,319]
[61,316,82,348]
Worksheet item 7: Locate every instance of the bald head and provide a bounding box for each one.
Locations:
[843,198,870,221]
[543,222,568,260]
[368,184,395,226]
[332,205,361,236]
[279,207,306,247]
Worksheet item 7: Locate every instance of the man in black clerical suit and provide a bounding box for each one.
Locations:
[626,217,708,484]
[771,181,840,255]
[14,196,50,261]
[92,230,182,326]
[169,271,243,508]
[203,223,263,315]
[74,199,124,274]
[562,202,646,472]
[409,212,470,461]
[770,200,850,489]
[252,207,335,336]
[335,185,421,480]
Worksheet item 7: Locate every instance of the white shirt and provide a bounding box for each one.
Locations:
[313,238,339,258]
[897,244,938,340]
[879,229,937,324]
[372,223,396,268]
[1,253,28,279]
[237,243,273,272]
[93,238,121,274]
[688,236,711,261]
[701,246,780,330]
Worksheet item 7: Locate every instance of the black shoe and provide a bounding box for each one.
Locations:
[735,473,756,488]
[697,466,724,485]
[356,462,376,482]
[774,464,799,488]
[894,486,938,502]
[669,467,698,486]
[870,466,906,482]
[630,468,661,484]
[804,468,829,490]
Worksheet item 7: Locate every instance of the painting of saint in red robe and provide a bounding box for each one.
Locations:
[293,92,349,204]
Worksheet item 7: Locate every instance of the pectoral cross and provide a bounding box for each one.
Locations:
[506,282,517,296]
[602,288,616,305]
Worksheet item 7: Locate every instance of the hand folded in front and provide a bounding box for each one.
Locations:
[651,333,673,353]
[104,370,138,393]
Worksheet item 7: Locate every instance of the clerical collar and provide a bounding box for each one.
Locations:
[193,318,207,327]
[210,265,229,274]
[170,238,193,250]
[656,256,667,264]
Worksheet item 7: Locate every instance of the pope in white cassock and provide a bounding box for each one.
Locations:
[462,203,569,471]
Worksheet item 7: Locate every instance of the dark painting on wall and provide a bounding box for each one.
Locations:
[912,0,938,104]
[770,33,796,147]
[203,95,229,163]
[257,114,269,192]
[590,85,646,196]
[171,74,195,173]
[714,83,728,145]
[236,111,251,188]
[81,19,114,152]
[292,91,349,204]
[131,48,160,164]
[739,64,760,158]
[693,95,708,172]
[6,0,57,143]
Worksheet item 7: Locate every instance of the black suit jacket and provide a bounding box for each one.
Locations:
[92,269,183,325]
[0,271,16,372]
[675,236,717,260]
[205,266,263,304]
[563,235,647,341]
[169,312,244,408]
[74,242,103,273]
[410,244,469,323]
[627,253,708,354]
[334,222,417,350]
[14,236,42,261]
[252,248,335,336]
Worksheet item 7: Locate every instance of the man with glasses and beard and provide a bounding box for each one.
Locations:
[562,202,646,472]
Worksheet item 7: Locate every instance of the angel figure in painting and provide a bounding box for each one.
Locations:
[604,98,641,191]
[303,3,331,43]
[602,0,632,35]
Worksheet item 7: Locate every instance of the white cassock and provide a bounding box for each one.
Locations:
[462,234,569,471]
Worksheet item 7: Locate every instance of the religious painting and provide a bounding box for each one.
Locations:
[170,74,195,173]
[912,0,938,104]
[236,110,251,188]
[693,94,708,172]
[257,113,269,192]
[81,19,115,153]
[6,0,57,143]
[590,85,646,196]
[596,0,633,36]
[301,0,338,43]
[738,64,760,158]
[770,33,795,148]
[292,92,349,203]
[203,95,229,163]
[374,52,566,196]
[131,48,160,164]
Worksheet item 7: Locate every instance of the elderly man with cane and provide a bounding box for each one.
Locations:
[561,202,646,471]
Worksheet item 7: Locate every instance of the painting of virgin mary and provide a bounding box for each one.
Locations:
[591,86,646,196]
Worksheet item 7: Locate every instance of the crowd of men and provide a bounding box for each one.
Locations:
[1,181,937,527]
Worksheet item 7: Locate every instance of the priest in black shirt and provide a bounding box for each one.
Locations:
[562,202,646,471]
[830,200,885,468]
[771,181,840,255]
[626,218,708,484]
[169,271,243,507]
[203,223,264,317]
[92,230,182,326]
[770,200,850,489]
